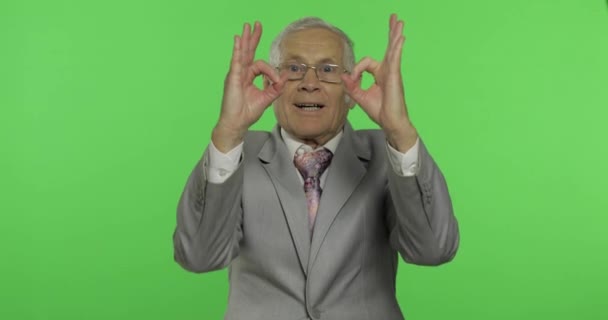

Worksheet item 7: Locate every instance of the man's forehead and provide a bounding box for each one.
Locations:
[284,28,342,44]
[280,28,344,62]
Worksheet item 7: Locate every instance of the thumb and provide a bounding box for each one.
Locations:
[341,74,366,105]
[265,73,288,99]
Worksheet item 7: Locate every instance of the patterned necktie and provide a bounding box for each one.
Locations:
[293,147,333,231]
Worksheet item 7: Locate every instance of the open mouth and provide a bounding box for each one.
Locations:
[294,103,325,111]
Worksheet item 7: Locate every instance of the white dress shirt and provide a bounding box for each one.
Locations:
[206,128,420,184]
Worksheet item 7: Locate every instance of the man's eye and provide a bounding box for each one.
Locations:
[321,65,336,73]
[288,64,302,72]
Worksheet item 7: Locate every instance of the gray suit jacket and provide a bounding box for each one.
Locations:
[174,122,459,320]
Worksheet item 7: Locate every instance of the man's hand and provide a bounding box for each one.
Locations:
[342,14,418,152]
[212,22,287,152]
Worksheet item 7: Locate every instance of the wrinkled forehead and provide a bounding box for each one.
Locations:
[280,28,345,64]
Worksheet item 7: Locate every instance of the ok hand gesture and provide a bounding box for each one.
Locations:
[342,14,418,152]
[213,22,287,152]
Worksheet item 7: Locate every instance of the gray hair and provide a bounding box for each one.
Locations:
[269,17,355,72]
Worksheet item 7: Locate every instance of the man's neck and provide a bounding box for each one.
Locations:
[281,127,344,156]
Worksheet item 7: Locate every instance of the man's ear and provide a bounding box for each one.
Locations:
[345,95,357,109]
[348,100,356,110]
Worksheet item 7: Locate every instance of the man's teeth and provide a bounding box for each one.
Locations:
[296,103,323,111]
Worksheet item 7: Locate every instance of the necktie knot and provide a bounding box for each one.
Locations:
[293,147,333,180]
[293,146,333,231]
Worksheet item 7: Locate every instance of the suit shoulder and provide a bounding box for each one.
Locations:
[349,128,388,161]
[353,128,386,146]
[244,130,271,140]
[243,130,271,153]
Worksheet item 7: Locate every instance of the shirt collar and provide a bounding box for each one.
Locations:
[281,127,343,159]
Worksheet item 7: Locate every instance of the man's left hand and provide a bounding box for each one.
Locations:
[342,14,418,152]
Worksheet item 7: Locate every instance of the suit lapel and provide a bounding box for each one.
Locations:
[308,123,368,273]
[258,126,311,276]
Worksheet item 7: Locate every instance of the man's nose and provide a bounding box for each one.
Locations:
[297,68,321,92]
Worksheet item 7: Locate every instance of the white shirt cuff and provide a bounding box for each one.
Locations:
[386,137,420,177]
[206,141,243,183]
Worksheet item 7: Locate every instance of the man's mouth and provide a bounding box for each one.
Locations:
[294,103,325,111]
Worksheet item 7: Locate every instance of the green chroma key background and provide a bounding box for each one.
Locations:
[1,0,607,319]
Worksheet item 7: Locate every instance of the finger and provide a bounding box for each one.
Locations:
[266,71,289,87]
[390,14,402,46]
[267,73,289,96]
[250,60,281,84]
[388,27,405,66]
[241,23,251,62]
[342,70,373,107]
[341,73,359,94]
[258,73,289,109]
[386,17,398,61]
[388,19,402,52]
[247,21,263,62]
[350,57,381,80]
[229,35,243,74]
[387,20,404,63]
[388,35,405,69]
[341,74,365,104]
[390,14,398,42]
[350,57,367,80]
[395,20,404,44]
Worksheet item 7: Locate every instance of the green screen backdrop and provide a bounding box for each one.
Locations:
[2,0,607,319]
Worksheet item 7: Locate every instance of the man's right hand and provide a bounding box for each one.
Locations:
[212,22,286,153]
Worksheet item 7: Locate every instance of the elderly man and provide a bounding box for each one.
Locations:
[173,14,459,320]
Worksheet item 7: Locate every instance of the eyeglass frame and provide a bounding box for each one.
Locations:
[276,62,350,84]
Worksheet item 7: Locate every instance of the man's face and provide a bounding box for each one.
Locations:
[272,28,350,146]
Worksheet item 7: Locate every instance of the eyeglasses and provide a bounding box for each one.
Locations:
[277,63,349,84]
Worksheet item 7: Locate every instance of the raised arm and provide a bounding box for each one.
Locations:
[173,22,285,272]
[343,14,459,265]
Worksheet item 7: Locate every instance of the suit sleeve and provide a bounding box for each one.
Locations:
[173,147,244,273]
[386,139,460,266]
